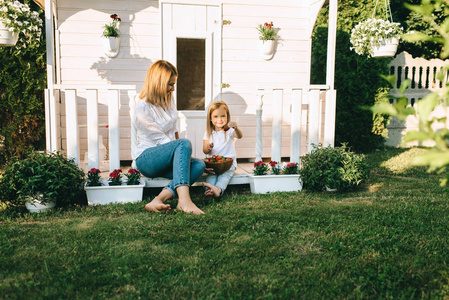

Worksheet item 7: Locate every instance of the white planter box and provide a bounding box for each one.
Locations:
[249,174,302,194]
[85,179,144,205]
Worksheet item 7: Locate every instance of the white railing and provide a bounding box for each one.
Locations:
[45,84,137,171]
[46,84,336,174]
[255,85,336,163]
[386,51,448,147]
[389,51,447,103]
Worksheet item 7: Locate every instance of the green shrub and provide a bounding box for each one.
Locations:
[0,151,86,207]
[0,0,46,166]
[299,144,370,192]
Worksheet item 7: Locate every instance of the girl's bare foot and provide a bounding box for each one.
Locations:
[145,198,171,213]
[202,182,222,198]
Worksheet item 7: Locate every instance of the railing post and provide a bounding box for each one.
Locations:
[271,89,283,164]
[108,89,120,171]
[290,89,302,163]
[324,89,336,147]
[308,89,320,152]
[87,89,99,169]
[65,89,79,163]
[255,89,264,162]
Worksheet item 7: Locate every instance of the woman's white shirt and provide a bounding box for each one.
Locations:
[203,128,237,168]
[133,98,178,158]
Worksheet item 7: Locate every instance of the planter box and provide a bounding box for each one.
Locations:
[249,174,302,194]
[85,179,144,205]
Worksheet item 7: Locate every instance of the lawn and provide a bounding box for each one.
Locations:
[1,147,449,299]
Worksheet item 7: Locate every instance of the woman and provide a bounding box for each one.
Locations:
[133,60,205,214]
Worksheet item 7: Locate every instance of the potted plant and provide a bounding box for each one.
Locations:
[256,21,277,60]
[350,18,403,58]
[84,168,145,206]
[101,13,121,58]
[299,144,370,192]
[249,160,302,194]
[0,0,43,48]
[0,151,85,213]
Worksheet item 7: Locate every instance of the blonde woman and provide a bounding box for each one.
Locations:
[133,60,205,214]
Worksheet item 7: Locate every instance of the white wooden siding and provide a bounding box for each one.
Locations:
[54,0,325,163]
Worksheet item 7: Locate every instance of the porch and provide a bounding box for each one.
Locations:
[45,84,336,187]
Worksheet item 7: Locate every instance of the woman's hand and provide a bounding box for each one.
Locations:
[205,167,215,174]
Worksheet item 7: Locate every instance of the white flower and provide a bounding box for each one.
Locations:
[0,0,43,49]
[350,18,403,56]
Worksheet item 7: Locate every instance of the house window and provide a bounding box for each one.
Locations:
[176,38,206,111]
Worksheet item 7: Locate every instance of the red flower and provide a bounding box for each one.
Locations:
[88,168,100,175]
[269,161,278,167]
[128,168,140,175]
[109,169,122,178]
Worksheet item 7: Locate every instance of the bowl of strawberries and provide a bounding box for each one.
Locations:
[204,155,234,174]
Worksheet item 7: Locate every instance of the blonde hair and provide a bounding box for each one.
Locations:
[206,101,231,139]
[139,60,178,110]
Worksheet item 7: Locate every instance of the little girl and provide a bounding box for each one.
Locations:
[203,101,243,197]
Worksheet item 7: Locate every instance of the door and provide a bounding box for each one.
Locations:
[161,2,222,158]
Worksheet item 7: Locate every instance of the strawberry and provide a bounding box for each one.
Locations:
[223,124,230,131]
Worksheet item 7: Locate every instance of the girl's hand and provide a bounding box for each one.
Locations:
[207,142,214,152]
[228,121,238,128]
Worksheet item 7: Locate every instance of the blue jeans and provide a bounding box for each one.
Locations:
[205,166,235,196]
[136,139,205,198]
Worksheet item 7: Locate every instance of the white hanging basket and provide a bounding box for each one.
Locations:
[258,40,275,60]
[101,36,120,58]
[0,20,18,46]
[371,37,399,58]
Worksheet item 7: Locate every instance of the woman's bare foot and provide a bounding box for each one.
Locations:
[145,198,171,213]
[177,201,204,215]
[202,182,222,198]
[177,185,204,215]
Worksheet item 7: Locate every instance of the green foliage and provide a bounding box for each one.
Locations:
[312,25,389,152]
[299,143,370,192]
[312,0,446,152]
[0,0,46,166]
[371,0,449,186]
[0,151,86,206]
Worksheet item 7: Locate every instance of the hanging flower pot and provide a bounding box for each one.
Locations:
[371,37,399,58]
[0,19,18,46]
[101,14,121,58]
[101,36,120,58]
[350,18,402,58]
[257,21,277,60]
[0,2,43,49]
[258,40,275,60]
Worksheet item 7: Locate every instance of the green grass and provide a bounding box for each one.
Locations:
[1,147,449,299]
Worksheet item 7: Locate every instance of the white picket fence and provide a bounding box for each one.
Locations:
[45,85,336,178]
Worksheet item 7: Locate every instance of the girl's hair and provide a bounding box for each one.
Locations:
[139,60,178,110]
[206,101,231,139]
